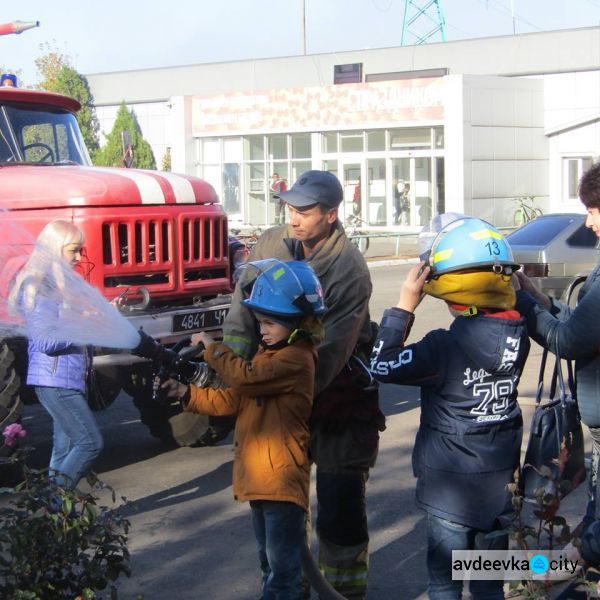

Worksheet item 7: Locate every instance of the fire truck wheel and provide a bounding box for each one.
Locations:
[132,394,210,447]
[0,340,25,447]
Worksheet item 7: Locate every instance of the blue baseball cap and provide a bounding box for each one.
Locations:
[276,170,343,209]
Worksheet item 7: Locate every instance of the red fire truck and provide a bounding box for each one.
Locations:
[0,85,233,446]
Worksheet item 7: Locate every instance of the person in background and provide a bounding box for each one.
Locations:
[352,175,361,217]
[8,220,103,491]
[162,259,325,599]
[222,170,384,599]
[370,216,529,599]
[270,173,288,225]
[515,161,600,567]
[393,179,403,225]
[400,182,411,225]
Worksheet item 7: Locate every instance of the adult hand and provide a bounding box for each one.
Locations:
[161,378,188,400]
[397,262,430,313]
[514,271,537,294]
[191,332,215,347]
[514,271,552,310]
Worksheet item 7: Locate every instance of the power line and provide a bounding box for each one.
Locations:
[475,0,543,31]
[580,0,600,10]
[370,0,396,12]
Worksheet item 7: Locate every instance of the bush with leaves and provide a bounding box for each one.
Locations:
[0,430,131,599]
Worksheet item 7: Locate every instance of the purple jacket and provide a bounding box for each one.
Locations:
[25,296,89,393]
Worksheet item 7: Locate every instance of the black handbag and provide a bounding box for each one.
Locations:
[521,335,586,501]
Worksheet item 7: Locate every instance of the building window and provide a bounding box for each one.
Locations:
[340,131,364,152]
[564,157,594,200]
[367,130,385,151]
[246,136,265,161]
[390,127,431,150]
[322,159,338,177]
[269,135,287,159]
[434,126,444,149]
[291,133,311,158]
[202,138,220,162]
[249,163,265,192]
[322,132,338,153]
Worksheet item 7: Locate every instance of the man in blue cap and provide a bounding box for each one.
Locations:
[221,170,384,599]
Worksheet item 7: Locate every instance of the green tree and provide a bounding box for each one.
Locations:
[161,147,172,172]
[95,101,156,170]
[35,44,100,159]
[34,42,70,90]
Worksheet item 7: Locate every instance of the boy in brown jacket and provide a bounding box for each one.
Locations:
[162,259,324,600]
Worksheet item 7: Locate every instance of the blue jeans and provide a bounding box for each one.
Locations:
[250,500,305,600]
[426,513,506,600]
[35,386,103,490]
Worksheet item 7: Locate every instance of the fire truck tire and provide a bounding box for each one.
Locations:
[0,340,25,447]
[132,394,210,447]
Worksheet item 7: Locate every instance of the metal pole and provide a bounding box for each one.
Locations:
[510,0,515,34]
[301,0,306,55]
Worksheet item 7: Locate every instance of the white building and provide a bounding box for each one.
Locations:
[87,26,600,229]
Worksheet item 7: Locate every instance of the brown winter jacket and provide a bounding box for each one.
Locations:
[185,338,317,511]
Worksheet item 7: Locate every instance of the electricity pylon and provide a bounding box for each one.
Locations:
[401,0,446,46]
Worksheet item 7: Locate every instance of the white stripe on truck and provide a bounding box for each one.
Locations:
[156,171,196,203]
[86,167,166,204]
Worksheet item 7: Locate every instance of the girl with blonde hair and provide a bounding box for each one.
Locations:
[10,219,103,490]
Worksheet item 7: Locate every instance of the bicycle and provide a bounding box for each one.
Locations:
[513,196,543,227]
[230,227,263,257]
[345,213,370,255]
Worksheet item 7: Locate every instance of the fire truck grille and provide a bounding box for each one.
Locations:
[181,217,224,262]
[100,216,230,291]
[102,220,170,265]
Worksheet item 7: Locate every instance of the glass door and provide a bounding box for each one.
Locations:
[392,158,411,226]
[414,157,433,227]
[391,157,437,227]
[367,158,386,225]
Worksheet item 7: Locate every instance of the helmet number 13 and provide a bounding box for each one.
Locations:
[485,241,501,256]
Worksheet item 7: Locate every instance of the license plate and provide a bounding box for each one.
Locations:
[172,306,229,333]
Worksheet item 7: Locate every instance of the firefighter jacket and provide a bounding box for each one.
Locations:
[185,338,317,511]
[370,307,530,530]
[516,259,600,427]
[223,221,373,395]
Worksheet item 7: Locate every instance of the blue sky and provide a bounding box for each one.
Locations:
[2,0,600,85]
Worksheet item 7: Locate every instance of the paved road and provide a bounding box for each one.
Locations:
[18,263,589,599]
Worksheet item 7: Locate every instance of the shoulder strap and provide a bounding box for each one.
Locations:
[538,329,578,407]
[554,334,573,407]
[535,345,549,407]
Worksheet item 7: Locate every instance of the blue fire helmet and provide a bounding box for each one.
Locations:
[242,259,325,318]
[418,212,466,262]
[427,216,520,277]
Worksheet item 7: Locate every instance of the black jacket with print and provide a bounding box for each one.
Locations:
[370,307,530,530]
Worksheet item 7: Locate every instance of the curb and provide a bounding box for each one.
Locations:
[367,257,419,269]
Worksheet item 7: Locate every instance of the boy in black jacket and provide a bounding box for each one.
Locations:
[370,216,530,599]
